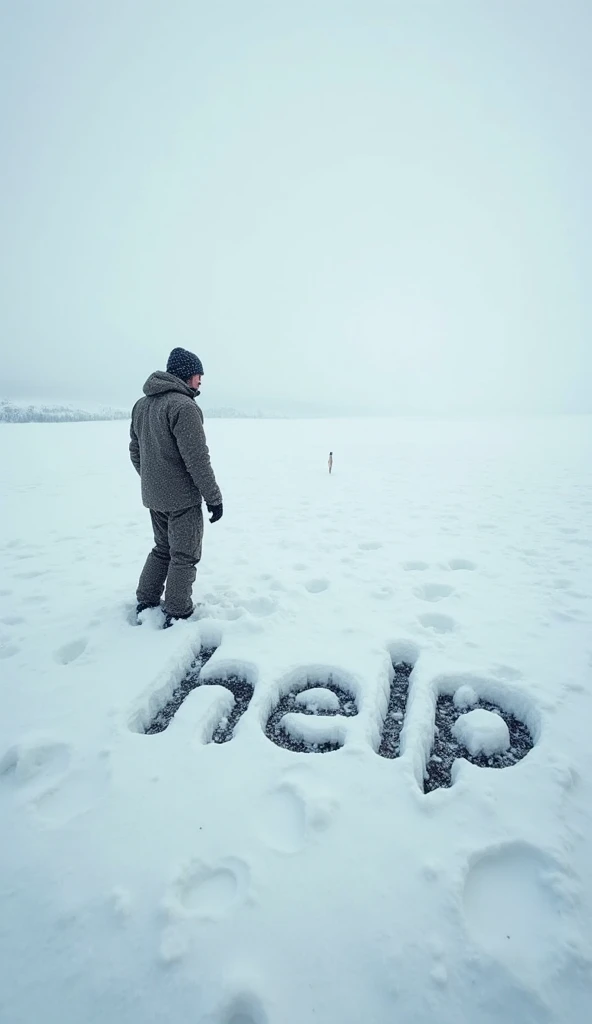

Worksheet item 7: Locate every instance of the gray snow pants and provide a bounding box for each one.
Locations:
[136,505,204,618]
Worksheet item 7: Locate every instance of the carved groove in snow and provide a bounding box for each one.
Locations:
[137,647,537,786]
[377,661,413,759]
[264,678,358,753]
[424,694,534,793]
[142,647,254,741]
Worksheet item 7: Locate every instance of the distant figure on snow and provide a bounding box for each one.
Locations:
[328,451,333,474]
[129,347,223,628]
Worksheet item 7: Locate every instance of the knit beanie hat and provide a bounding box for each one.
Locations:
[166,347,204,381]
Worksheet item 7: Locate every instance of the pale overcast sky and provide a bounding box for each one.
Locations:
[0,1,590,414]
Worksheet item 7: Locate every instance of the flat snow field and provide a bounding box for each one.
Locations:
[1,415,592,1024]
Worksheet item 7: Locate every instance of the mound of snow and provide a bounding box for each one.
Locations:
[281,713,346,747]
[453,709,510,757]
[453,685,479,710]
[294,688,340,713]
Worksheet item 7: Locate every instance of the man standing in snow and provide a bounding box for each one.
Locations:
[129,348,223,627]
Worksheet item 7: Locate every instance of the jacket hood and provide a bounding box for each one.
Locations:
[143,371,197,399]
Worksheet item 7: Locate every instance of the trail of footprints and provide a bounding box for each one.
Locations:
[135,645,536,792]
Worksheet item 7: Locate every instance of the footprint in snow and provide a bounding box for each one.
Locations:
[203,603,246,621]
[358,541,383,551]
[109,886,133,923]
[551,577,572,590]
[304,578,330,593]
[54,637,89,665]
[552,608,584,623]
[219,993,269,1024]
[417,612,457,634]
[256,783,308,854]
[256,771,339,855]
[402,560,430,571]
[22,594,49,607]
[197,992,270,1024]
[491,664,523,682]
[34,754,111,827]
[414,583,455,602]
[0,737,109,825]
[0,643,20,659]
[447,558,476,571]
[0,737,72,790]
[165,856,250,921]
[462,842,573,983]
[240,595,277,617]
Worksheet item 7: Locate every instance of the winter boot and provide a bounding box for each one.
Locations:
[162,606,194,630]
[136,601,160,615]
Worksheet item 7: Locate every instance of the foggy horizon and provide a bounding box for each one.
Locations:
[1,2,590,418]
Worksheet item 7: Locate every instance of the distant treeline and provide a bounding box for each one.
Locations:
[0,401,129,423]
[1,400,285,423]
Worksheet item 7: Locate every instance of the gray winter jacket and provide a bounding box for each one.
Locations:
[129,372,222,512]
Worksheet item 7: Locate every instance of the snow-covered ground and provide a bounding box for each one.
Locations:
[1,415,591,1024]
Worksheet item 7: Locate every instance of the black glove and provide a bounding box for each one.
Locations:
[207,503,223,524]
